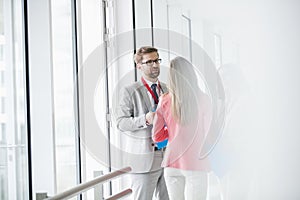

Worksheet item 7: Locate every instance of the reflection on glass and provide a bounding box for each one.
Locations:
[0,0,29,199]
[51,0,77,196]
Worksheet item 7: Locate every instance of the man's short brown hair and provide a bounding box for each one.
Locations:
[134,46,159,64]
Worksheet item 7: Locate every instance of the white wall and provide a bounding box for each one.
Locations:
[184,0,300,199]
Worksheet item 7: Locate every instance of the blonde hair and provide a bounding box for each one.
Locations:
[168,57,201,125]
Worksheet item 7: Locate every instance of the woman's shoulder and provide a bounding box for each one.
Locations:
[159,92,170,101]
[158,92,171,107]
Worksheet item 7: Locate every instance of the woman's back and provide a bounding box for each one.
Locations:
[152,92,212,171]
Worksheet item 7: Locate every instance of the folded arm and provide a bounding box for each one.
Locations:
[152,103,168,142]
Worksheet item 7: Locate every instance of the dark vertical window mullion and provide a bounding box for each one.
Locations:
[150,0,154,46]
[22,0,33,199]
[70,0,82,199]
[132,0,137,81]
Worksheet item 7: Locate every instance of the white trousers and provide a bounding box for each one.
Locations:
[164,167,208,200]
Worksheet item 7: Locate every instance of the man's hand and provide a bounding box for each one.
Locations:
[146,111,155,125]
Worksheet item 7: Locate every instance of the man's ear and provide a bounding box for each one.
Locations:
[136,63,141,69]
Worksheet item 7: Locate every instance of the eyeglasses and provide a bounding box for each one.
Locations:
[141,58,162,66]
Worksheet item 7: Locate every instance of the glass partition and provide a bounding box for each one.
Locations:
[50,0,78,196]
[76,0,109,198]
[0,0,29,199]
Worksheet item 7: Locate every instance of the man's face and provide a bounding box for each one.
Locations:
[137,52,160,80]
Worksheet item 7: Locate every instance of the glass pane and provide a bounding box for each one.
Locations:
[50,0,78,195]
[214,34,222,70]
[0,0,29,199]
[78,0,108,198]
[134,0,152,46]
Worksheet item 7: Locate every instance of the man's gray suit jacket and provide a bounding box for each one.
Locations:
[115,80,168,173]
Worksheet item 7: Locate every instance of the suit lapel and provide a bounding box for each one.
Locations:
[137,81,152,111]
[137,80,168,112]
[160,83,168,94]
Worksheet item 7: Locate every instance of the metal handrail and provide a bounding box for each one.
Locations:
[105,188,132,200]
[46,167,132,200]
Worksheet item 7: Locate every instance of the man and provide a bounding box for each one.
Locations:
[115,46,169,199]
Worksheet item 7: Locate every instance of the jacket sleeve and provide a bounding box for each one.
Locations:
[115,86,147,132]
[152,101,168,142]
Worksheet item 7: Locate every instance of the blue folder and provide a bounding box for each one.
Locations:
[156,139,168,149]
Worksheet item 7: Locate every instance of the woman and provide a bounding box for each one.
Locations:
[152,56,212,200]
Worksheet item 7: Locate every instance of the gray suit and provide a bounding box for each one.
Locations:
[115,80,169,199]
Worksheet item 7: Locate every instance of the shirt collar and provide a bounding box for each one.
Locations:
[144,78,159,86]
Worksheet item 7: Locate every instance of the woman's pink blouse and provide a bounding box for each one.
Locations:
[152,93,212,171]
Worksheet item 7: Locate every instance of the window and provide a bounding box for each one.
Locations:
[0,0,29,199]
[0,97,4,113]
[51,0,78,195]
